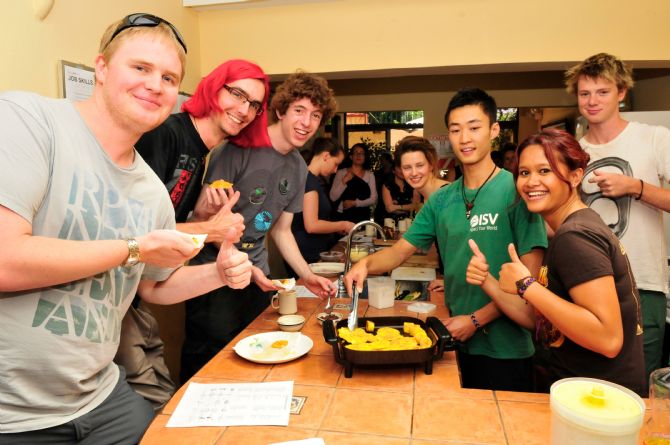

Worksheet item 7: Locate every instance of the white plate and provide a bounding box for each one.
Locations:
[233,331,313,364]
[309,262,345,275]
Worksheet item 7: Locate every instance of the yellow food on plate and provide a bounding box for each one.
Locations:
[271,339,288,349]
[341,323,432,351]
[209,179,234,189]
[365,320,375,332]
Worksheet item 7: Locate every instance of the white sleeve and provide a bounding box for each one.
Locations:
[329,169,347,201]
[653,125,670,183]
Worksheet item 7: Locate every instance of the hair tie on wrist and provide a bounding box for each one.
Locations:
[635,179,644,201]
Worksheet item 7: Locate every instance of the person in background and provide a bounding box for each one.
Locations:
[374,151,395,223]
[181,72,338,382]
[115,59,269,410]
[501,142,517,172]
[566,53,670,378]
[346,88,547,391]
[287,137,355,276]
[394,135,449,292]
[396,135,450,201]
[330,143,378,223]
[467,130,646,396]
[491,149,503,168]
[0,14,251,444]
[380,163,421,221]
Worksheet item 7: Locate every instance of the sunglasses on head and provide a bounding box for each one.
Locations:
[105,13,187,54]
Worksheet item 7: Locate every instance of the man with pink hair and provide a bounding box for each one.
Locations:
[115,59,270,410]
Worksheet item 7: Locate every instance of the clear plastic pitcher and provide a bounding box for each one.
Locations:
[645,367,670,444]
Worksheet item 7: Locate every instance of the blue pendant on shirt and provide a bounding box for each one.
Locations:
[254,210,273,232]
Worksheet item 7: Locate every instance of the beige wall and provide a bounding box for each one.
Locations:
[197,0,670,77]
[0,0,202,97]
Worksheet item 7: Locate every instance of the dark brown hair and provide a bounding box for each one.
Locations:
[515,129,590,186]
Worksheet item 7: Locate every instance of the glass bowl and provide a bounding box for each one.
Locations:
[320,250,344,262]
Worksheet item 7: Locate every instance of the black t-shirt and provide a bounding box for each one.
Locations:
[135,112,209,223]
[540,208,646,395]
[291,171,336,262]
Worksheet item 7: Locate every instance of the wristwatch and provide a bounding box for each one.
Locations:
[122,238,141,267]
[515,276,536,299]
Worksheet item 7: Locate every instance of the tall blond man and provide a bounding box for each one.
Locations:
[566,53,670,378]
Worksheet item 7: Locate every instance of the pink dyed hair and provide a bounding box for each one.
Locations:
[182,59,270,148]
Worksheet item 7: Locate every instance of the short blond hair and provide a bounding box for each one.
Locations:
[565,53,633,95]
[98,18,186,81]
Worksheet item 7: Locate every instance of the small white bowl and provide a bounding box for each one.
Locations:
[320,250,344,262]
[316,311,343,325]
[277,314,305,332]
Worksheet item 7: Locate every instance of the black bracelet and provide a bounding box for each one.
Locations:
[635,179,644,201]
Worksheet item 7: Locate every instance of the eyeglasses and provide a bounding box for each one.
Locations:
[223,84,264,115]
[105,13,187,54]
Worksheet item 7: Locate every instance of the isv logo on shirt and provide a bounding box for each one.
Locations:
[469,213,499,230]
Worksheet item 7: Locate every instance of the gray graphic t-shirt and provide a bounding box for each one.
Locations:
[192,142,307,274]
[0,92,175,433]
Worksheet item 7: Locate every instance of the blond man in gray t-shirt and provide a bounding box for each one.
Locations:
[0,14,251,445]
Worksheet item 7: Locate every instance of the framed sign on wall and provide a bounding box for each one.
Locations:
[60,60,94,101]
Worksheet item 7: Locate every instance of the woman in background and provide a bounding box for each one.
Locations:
[395,136,450,292]
[330,143,377,223]
[466,130,645,396]
[395,136,449,202]
[380,163,421,222]
[288,138,355,277]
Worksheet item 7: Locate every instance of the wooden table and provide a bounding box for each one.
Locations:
[140,294,652,445]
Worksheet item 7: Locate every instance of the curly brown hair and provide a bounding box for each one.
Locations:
[564,53,634,95]
[270,71,337,123]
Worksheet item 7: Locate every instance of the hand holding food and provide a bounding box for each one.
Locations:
[135,229,201,268]
[209,179,234,189]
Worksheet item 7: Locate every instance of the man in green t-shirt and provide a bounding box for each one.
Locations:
[345,88,547,391]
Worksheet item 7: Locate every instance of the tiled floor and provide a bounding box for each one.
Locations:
[141,295,650,445]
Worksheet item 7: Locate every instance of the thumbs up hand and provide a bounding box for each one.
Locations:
[499,243,531,294]
[466,239,490,286]
[216,227,252,289]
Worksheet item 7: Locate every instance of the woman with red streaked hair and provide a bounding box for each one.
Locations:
[466,129,646,395]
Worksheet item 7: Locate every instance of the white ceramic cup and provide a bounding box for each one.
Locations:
[365,224,376,237]
[271,290,297,315]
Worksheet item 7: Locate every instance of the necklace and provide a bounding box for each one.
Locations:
[461,165,497,219]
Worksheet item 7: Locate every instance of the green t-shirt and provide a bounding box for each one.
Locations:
[404,169,547,359]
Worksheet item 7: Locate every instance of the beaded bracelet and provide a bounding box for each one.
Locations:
[470,312,481,330]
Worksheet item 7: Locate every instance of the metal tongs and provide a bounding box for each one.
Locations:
[347,281,359,331]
